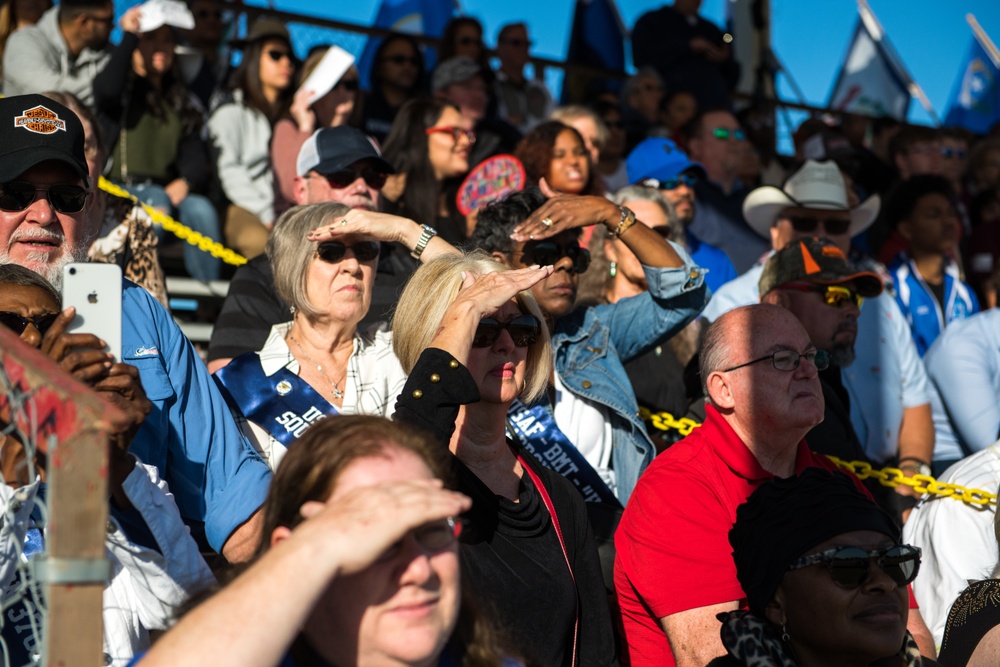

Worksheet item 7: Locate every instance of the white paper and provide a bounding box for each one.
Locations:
[138,0,195,33]
[297,46,355,106]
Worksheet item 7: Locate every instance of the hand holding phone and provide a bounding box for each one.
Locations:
[62,263,122,362]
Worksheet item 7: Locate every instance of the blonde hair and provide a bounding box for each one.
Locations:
[551,105,608,151]
[392,251,553,403]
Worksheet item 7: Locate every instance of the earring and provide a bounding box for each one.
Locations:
[609,261,617,278]
[520,379,527,395]
[289,305,296,316]
[781,624,790,643]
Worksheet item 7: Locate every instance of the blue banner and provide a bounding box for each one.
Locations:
[356,0,456,89]
[944,37,1000,135]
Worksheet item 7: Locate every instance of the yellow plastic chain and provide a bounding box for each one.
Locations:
[98,177,247,267]
[826,455,997,508]
[639,406,701,438]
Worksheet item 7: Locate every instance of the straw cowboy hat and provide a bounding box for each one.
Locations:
[743,159,881,238]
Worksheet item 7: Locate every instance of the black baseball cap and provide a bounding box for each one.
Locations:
[0,95,89,186]
[296,126,395,177]
[759,237,883,298]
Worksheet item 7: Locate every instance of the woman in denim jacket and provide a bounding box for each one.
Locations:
[468,186,708,505]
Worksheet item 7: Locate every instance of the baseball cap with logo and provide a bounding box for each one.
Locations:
[758,237,884,298]
[626,137,705,186]
[296,127,395,178]
[0,94,89,186]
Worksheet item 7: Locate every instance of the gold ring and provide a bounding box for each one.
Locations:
[541,217,553,228]
[340,218,349,227]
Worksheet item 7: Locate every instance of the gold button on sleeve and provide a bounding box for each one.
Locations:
[430,374,441,383]
[412,389,424,399]
[449,360,459,368]
[582,380,592,389]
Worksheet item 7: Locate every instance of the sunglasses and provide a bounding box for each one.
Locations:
[0,311,58,337]
[941,147,967,159]
[377,517,462,564]
[473,315,542,348]
[712,127,746,141]
[425,126,477,144]
[779,283,864,309]
[316,241,380,263]
[266,49,292,63]
[516,242,591,274]
[722,348,830,373]
[335,78,359,92]
[314,167,387,190]
[0,182,89,214]
[788,544,921,589]
[641,173,698,190]
[384,54,419,66]
[787,215,851,236]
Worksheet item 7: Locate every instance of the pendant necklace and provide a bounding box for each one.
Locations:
[288,334,345,400]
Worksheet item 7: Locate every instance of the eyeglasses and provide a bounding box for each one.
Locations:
[266,49,293,63]
[335,79,359,92]
[0,311,58,336]
[515,242,590,274]
[721,348,830,373]
[712,127,746,141]
[473,315,542,348]
[383,54,419,66]
[311,166,387,190]
[941,147,967,159]
[778,284,864,309]
[787,215,851,236]
[788,544,921,589]
[425,126,477,144]
[377,517,462,563]
[0,182,89,214]
[316,241,380,263]
[641,173,699,191]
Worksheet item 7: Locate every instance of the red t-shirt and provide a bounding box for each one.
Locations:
[614,405,860,667]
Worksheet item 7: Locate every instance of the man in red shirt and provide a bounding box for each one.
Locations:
[614,302,848,666]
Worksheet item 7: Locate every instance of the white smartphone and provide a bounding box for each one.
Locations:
[62,263,122,362]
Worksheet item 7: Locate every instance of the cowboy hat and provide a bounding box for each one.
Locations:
[743,159,880,239]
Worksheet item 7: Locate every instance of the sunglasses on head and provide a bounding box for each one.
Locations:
[473,315,542,348]
[517,242,590,274]
[779,283,864,309]
[425,126,477,144]
[266,49,292,63]
[316,166,387,190]
[641,173,698,191]
[712,127,746,141]
[376,517,462,564]
[787,544,921,589]
[787,215,851,236]
[0,311,58,337]
[384,54,419,66]
[0,182,89,214]
[316,241,380,263]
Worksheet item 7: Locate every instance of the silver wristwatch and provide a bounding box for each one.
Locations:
[411,224,437,260]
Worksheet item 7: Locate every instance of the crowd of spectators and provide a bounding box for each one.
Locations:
[2,0,1000,665]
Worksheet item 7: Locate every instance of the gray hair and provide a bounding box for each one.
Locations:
[610,185,685,244]
[622,67,663,101]
[0,264,61,304]
[550,105,609,150]
[698,315,731,404]
[267,202,352,319]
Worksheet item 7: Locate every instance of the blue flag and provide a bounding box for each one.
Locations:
[356,0,455,89]
[944,37,1000,134]
[560,0,626,104]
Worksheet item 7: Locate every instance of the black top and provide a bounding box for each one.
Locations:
[394,348,619,667]
[939,579,1000,667]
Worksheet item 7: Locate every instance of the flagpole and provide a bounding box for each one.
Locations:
[857,0,941,125]
[967,14,1000,69]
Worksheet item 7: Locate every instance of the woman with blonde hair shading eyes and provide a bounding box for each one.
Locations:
[391,252,618,667]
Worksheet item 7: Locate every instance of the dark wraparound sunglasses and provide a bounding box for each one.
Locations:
[315,167,387,190]
[266,49,293,63]
[473,315,542,348]
[0,182,89,213]
[788,216,851,236]
[0,311,58,336]
[641,173,699,190]
[316,241,380,263]
[787,544,921,589]
[515,242,590,274]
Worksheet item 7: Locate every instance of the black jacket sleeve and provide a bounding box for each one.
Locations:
[93,31,139,118]
[392,348,480,445]
[174,127,211,192]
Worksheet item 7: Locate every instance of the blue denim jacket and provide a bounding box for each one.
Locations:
[552,243,708,505]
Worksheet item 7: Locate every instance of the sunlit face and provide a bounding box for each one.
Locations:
[133,25,175,78]
[426,107,473,181]
[660,169,698,225]
[772,530,908,667]
[307,447,461,667]
[304,234,377,326]
[464,299,530,404]
[546,129,589,195]
[0,162,92,288]
[565,117,601,166]
[776,281,861,367]
[607,198,670,290]
[258,38,294,94]
[296,159,383,211]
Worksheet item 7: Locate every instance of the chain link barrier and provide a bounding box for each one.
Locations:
[98,178,247,267]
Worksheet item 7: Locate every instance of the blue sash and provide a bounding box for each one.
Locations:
[506,399,622,508]
[214,353,339,448]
